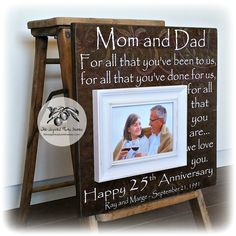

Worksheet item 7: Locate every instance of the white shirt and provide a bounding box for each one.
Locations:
[148,133,160,156]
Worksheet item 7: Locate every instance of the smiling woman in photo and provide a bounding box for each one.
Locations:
[113,113,149,161]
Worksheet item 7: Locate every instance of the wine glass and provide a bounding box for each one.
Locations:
[131,139,140,154]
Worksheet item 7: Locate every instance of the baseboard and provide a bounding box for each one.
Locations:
[3,176,75,211]
[217,149,232,167]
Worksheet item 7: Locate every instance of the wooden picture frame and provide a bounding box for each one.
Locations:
[71,22,217,216]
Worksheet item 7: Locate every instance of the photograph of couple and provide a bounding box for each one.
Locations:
[113,104,173,162]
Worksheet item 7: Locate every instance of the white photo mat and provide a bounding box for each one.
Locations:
[93,85,187,183]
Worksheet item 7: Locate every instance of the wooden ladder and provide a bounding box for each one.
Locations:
[19,18,211,231]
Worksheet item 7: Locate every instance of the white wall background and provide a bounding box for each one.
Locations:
[1,0,235,210]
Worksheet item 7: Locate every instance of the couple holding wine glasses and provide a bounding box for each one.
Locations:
[113,105,173,161]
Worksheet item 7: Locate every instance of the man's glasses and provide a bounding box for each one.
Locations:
[149,118,161,122]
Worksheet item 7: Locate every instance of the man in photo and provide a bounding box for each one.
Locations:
[148,105,173,155]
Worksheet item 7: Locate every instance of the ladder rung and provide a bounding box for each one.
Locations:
[46,58,60,64]
[32,180,75,193]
